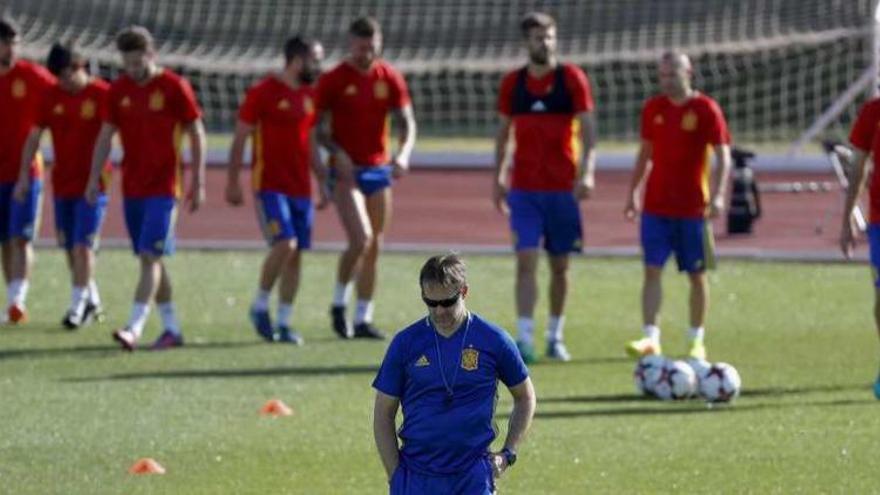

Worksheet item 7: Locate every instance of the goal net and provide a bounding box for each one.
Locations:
[4,0,877,143]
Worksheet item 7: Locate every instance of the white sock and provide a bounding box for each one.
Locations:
[354,299,374,325]
[688,326,705,343]
[276,303,293,327]
[517,317,534,345]
[546,315,565,342]
[8,279,28,307]
[127,303,150,338]
[70,286,88,315]
[643,324,661,343]
[332,282,353,307]
[88,279,102,306]
[158,302,181,335]
[253,289,271,311]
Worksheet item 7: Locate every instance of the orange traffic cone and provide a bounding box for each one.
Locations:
[128,458,166,475]
[260,399,293,416]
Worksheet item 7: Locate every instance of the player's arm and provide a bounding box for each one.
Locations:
[491,376,536,478]
[574,111,598,200]
[309,129,331,209]
[708,143,733,218]
[624,139,653,220]
[315,110,353,183]
[841,148,870,258]
[493,114,513,215]
[390,104,417,178]
[226,120,255,206]
[184,118,207,212]
[13,127,46,201]
[372,390,401,481]
[85,123,117,204]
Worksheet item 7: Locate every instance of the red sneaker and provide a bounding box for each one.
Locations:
[7,304,27,324]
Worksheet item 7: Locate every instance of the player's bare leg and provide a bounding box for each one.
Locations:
[352,188,390,339]
[250,238,297,341]
[515,249,539,363]
[63,246,101,329]
[276,247,303,345]
[6,238,32,323]
[545,254,571,361]
[150,261,182,349]
[1,241,11,285]
[686,270,708,360]
[113,254,161,350]
[330,183,371,339]
[626,265,664,358]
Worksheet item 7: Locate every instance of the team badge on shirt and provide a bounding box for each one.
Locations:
[681,111,698,131]
[53,104,65,115]
[374,81,389,100]
[303,96,314,115]
[414,355,430,367]
[81,99,96,120]
[344,84,357,96]
[149,90,165,111]
[11,79,26,98]
[277,99,291,110]
[120,96,131,108]
[461,348,479,371]
[653,114,664,125]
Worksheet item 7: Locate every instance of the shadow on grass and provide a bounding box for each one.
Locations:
[65,363,380,382]
[529,356,631,367]
[0,340,266,361]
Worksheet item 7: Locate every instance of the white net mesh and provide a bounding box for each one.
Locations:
[3,0,877,141]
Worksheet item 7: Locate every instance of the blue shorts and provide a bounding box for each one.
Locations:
[389,458,494,495]
[507,189,582,255]
[123,197,177,257]
[640,212,715,273]
[0,180,43,242]
[255,192,313,248]
[329,165,393,196]
[867,224,880,287]
[54,194,108,250]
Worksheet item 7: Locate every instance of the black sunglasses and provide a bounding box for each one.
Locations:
[422,291,461,308]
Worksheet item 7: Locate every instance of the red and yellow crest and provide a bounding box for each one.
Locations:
[120,96,131,108]
[81,99,96,120]
[374,81,389,100]
[277,99,291,111]
[461,348,479,371]
[303,96,314,115]
[11,79,26,99]
[53,104,65,115]
[149,90,165,111]
[681,111,698,131]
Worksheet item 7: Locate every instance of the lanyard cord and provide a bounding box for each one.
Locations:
[430,312,472,401]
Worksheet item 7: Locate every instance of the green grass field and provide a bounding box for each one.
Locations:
[0,250,878,494]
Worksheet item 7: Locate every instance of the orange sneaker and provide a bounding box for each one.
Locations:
[7,304,27,324]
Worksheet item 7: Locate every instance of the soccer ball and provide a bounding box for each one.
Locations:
[698,362,742,402]
[633,355,668,396]
[685,357,711,377]
[654,360,698,400]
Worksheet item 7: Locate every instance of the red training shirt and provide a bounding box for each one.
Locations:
[38,78,113,198]
[238,76,317,198]
[498,63,594,192]
[106,69,202,198]
[315,60,410,166]
[0,59,55,183]
[641,93,730,218]
[849,97,880,224]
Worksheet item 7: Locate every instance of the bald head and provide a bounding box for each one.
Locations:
[658,51,694,99]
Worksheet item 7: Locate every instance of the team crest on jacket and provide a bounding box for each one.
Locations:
[149,90,165,111]
[681,111,697,131]
[374,81,389,100]
[11,79,26,98]
[461,348,479,371]
[81,99,96,119]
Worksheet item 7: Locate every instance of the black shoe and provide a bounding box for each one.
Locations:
[82,301,105,324]
[353,322,386,340]
[61,310,83,330]
[330,305,352,339]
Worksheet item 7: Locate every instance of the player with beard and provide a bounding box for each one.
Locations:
[226,36,328,345]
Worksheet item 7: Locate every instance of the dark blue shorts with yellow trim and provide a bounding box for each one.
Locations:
[123,196,177,257]
[640,212,715,273]
[389,457,495,495]
[54,194,108,250]
[0,180,43,242]
[507,189,582,255]
[328,165,393,196]
[255,191,313,248]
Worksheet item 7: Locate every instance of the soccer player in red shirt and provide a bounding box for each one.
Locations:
[15,41,111,329]
[226,36,328,345]
[0,18,55,324]
[623,52,732,361]
[841,95,880,399]
[493,13,597,363]
[85,26,206,351]
[316,17,416,340]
